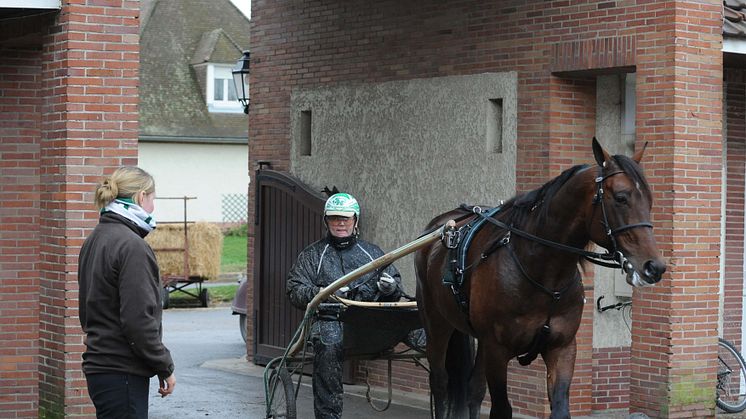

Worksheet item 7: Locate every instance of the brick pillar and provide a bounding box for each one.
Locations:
[630,1,723,417]
[38,2,140,417]
[0,49,42,418]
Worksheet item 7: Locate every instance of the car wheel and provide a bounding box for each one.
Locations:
[239,314,247,343]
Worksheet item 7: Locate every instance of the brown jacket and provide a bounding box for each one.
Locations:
[78,212,174,379]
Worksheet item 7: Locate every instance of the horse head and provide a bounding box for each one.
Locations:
[589,138,666,286]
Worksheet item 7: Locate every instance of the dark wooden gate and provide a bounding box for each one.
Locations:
[252,168,326,364]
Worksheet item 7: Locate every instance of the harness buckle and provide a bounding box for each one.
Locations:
[442,224,461,249]
[615,251,634,274]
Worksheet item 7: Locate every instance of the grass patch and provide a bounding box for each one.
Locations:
[221,235,247,273]
[169,284,239,304]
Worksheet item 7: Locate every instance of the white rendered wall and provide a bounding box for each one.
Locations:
[138,142,249,223]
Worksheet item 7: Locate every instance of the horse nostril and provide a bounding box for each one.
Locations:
[643,260,666,283]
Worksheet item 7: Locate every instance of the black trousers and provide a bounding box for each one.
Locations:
[311,320,344,419]
[86,373,150,419]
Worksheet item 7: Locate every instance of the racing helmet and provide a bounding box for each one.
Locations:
[324,193,360,219]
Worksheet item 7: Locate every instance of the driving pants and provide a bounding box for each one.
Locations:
[311,319,344,419]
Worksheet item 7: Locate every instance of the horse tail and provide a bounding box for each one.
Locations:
[445,329,474,417]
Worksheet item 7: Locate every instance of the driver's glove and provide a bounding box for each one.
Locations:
[377,273,397,296]
[335,286,350,298]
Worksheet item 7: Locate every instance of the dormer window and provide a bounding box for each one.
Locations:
[207,64,243,113]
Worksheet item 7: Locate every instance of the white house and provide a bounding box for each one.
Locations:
[139,0,251,223]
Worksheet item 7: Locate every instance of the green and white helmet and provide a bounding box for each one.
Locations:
[324,193,360,218]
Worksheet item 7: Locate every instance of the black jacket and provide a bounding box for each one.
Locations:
[286,237,402,309]
[78,212,174,379]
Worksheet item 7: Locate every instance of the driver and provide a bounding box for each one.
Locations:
[286,192,402,419]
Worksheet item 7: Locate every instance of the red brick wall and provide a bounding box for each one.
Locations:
[0,49,42,418]
[0,2,140,417]
[249,1,724,417]
[593,347,631,411]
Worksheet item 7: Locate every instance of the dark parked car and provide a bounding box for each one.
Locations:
[231,274,249,343]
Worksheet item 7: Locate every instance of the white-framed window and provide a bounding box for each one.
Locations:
[206,64,243,113]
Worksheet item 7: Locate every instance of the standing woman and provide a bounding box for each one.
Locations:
[78,166,175,419]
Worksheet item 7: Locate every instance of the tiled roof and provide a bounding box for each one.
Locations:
[140,0,250,141]
[725,0,746,38]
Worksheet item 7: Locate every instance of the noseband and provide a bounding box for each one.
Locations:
[593,168,653,271]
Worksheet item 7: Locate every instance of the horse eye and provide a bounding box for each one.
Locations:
[614,194,628,204]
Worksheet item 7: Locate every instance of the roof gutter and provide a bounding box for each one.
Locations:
[724,38,746,54]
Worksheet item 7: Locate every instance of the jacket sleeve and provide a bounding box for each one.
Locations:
[118,240,175,379]
[286,248,320,310]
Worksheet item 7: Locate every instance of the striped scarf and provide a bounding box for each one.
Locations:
[102,197,157,232]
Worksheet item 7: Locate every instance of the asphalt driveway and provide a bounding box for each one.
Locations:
[147,306,431,418]
[147,306,746,419]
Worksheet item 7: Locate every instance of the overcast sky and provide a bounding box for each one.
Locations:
[229,0,251,19]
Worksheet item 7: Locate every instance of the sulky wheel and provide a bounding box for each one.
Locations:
[199,288,210,307]
[266,366,296,419]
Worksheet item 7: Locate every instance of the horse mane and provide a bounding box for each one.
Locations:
[498,164,591,230]
[439,154,649,234]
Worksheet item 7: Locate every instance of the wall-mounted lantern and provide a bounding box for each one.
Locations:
[232,50,250,114]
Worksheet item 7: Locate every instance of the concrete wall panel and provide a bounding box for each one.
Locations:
[289,72,517,286]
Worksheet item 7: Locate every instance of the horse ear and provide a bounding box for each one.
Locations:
[632,141,648,164]
[592,137,610,167]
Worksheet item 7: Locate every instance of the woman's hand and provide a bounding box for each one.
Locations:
[158,373,176,398]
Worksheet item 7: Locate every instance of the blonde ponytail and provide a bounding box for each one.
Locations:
[94,167,155,210]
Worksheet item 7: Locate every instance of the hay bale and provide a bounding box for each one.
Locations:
[145,222,223,281]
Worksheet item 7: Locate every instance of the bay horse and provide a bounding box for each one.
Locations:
[415,138,665,419]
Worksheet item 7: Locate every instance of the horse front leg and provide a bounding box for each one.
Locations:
[483,342,511,419]
[542,338,577,419]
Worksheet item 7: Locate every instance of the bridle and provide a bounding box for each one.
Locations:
[592,167,654,273]
[474,165,654,271]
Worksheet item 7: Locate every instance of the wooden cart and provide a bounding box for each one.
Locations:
[151,196,210,308]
